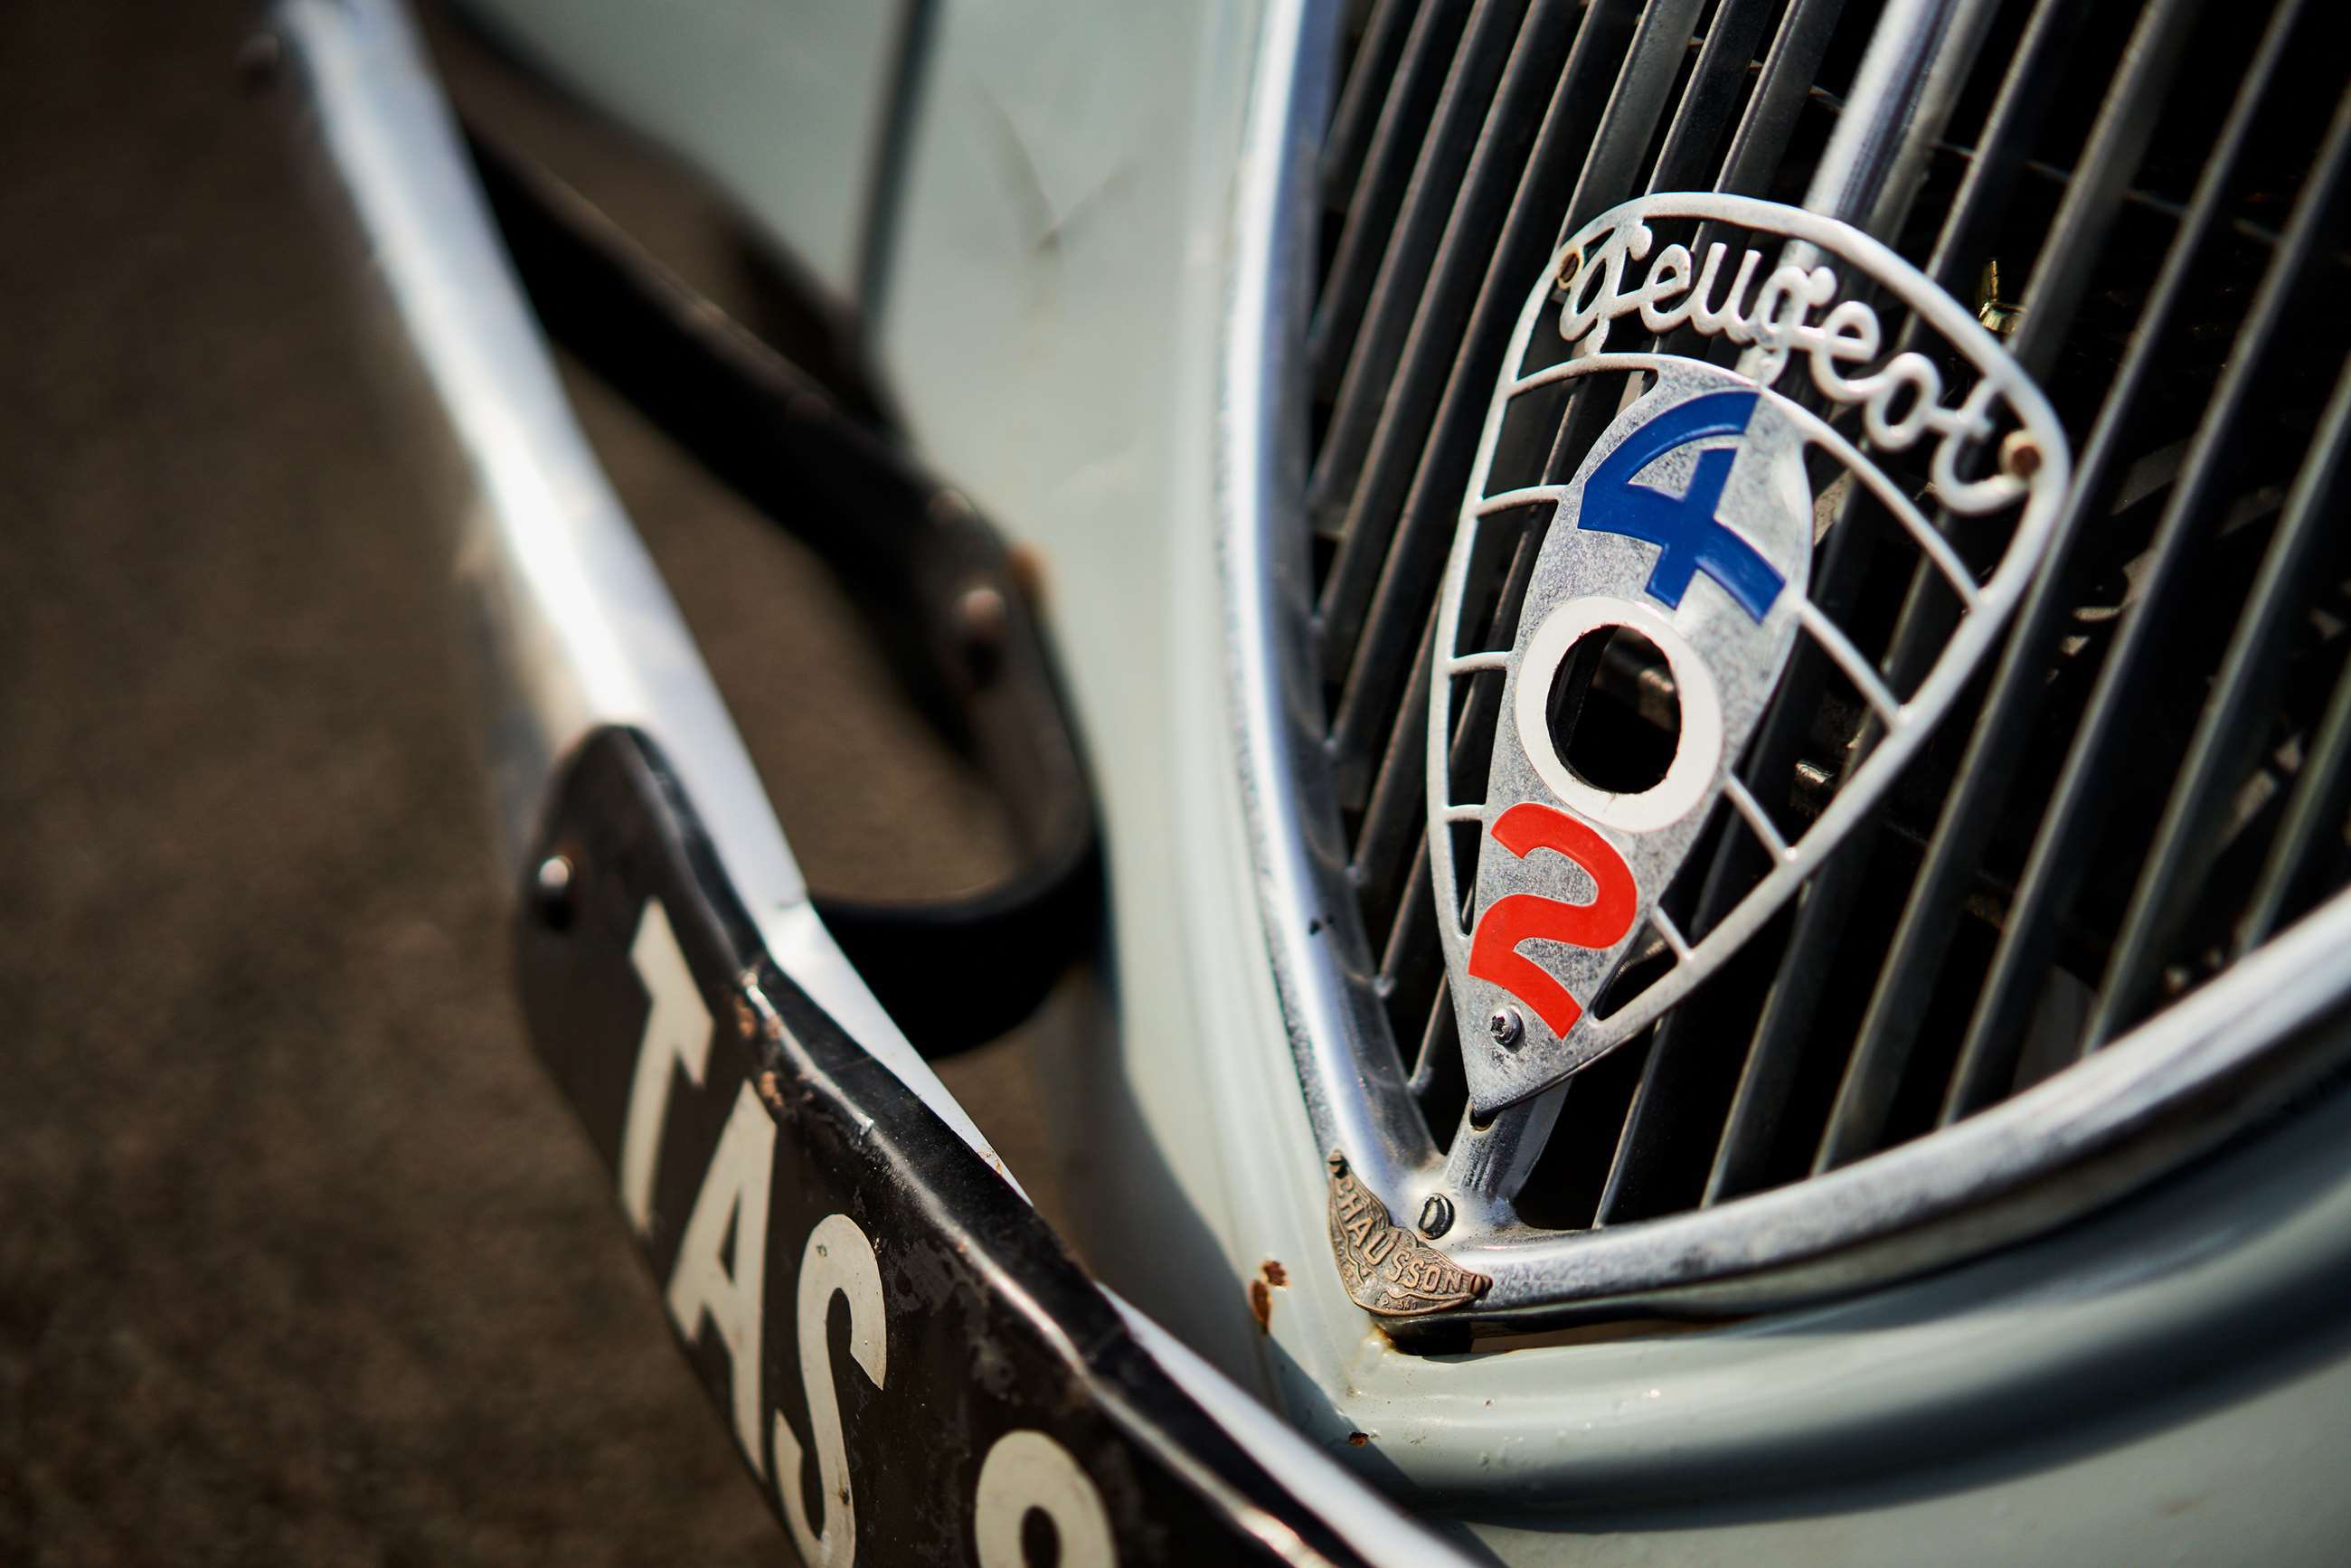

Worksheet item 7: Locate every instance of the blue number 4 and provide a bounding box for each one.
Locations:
[1579,389,1786,623]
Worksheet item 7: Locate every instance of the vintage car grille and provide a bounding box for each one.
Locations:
[1283,0,2351,1276]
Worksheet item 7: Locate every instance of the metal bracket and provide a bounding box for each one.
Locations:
[468,131,1100,1056]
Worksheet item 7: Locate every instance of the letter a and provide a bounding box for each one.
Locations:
[666,1081,777,1478]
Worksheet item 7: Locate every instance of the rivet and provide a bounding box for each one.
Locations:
[534,855,576,930]
[1418,1194,1455,1239]
[956,582,1009,682]
[2000,430,2043,480]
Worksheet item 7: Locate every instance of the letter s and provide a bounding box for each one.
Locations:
[773,1214,887,1568]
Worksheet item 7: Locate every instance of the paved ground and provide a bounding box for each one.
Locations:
[0,6,1056,1561]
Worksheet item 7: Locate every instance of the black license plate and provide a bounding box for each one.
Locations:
[512,728,1415,1567]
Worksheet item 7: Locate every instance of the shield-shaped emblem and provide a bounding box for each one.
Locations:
[1430,194,2070,1118]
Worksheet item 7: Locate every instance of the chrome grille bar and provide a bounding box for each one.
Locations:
[1238,0,2351,1319]
[1314,0,1531,545]
[2091,360,2351,1044]
[1598,0,2008,1220]
[1784,0,2213,1175]
[1320,0,1419,207]
[1933,76,2351,1129]
[1308,0,1475,430]
[1843,0,2303,1141]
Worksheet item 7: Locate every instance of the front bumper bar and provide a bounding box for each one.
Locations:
[273,3,1468,1561]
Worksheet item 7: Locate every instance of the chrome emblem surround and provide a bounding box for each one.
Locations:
[1430,193,2072,1119]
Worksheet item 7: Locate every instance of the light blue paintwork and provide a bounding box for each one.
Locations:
[458,0,902,305]
[448,2,2351,1560]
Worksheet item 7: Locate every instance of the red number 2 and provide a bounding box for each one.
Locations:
[1467,804,1638,1039]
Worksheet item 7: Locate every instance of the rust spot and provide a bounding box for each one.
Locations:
[1007,543,1049,608]
[755,1070,786,1112]
[1345,1431,1370,1447]
[1248,1258,1290,1331]
[735,972,787,1047]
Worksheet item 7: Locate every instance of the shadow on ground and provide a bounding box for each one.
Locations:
[0,6,1062,1562]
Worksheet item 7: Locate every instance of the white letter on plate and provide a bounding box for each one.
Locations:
[775,1214,888,1568]
[665,1080,777,1477]
[976,1430,1116,1568]
[618,899,713,1234]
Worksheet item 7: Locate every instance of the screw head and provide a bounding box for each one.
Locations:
[955,582,1009,683]
[534,855,576,930]
[1418,1194,1454,1239]
[1487,1006,1524,1049]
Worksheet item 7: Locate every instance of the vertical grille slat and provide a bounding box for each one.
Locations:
[2001,0,2207,380]
[1407,979,1468,1114]
[1714,0,1849,195]
[1317,0,1603,702]
[1928,75,2351,1144]
[2238,623,2351,954]
[1308,0,1477,412]
[1645,0,1780,194]
[1819,0,2309,1133]
[1282,0,2351,1271]
[1806,0,2005,236]
[1794,0,2207,1172]
[1698,845,1874,1203]
[1321,0,1421,203]
[2087,359,2351,1047]
[1555,0,1714,238]
[1321,0,1643,781]
[1376,850,1447,1033]
[1911,0,2087,302]
[1313,0,1534,535]
[1350,606,1440,936]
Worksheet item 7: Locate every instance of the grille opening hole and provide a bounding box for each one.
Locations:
[1507,1034,1652,1232]
[1591,923,1676,1022]
[1412,982,1469,1156]
[1550,626,1681,796]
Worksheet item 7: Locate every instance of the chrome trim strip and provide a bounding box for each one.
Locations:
[1221,0,1440,1215]
[277,0,1007,1178]
[1219,0,2351,1322]
[1449,881,2351,1315]
[1805,0,2000,233]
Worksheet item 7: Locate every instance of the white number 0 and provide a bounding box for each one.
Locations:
[976,1428,1116,1567]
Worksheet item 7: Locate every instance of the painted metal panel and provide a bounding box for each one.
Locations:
[457,0,904,303]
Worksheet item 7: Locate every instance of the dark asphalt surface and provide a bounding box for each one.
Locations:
[2,6,1060,1562]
